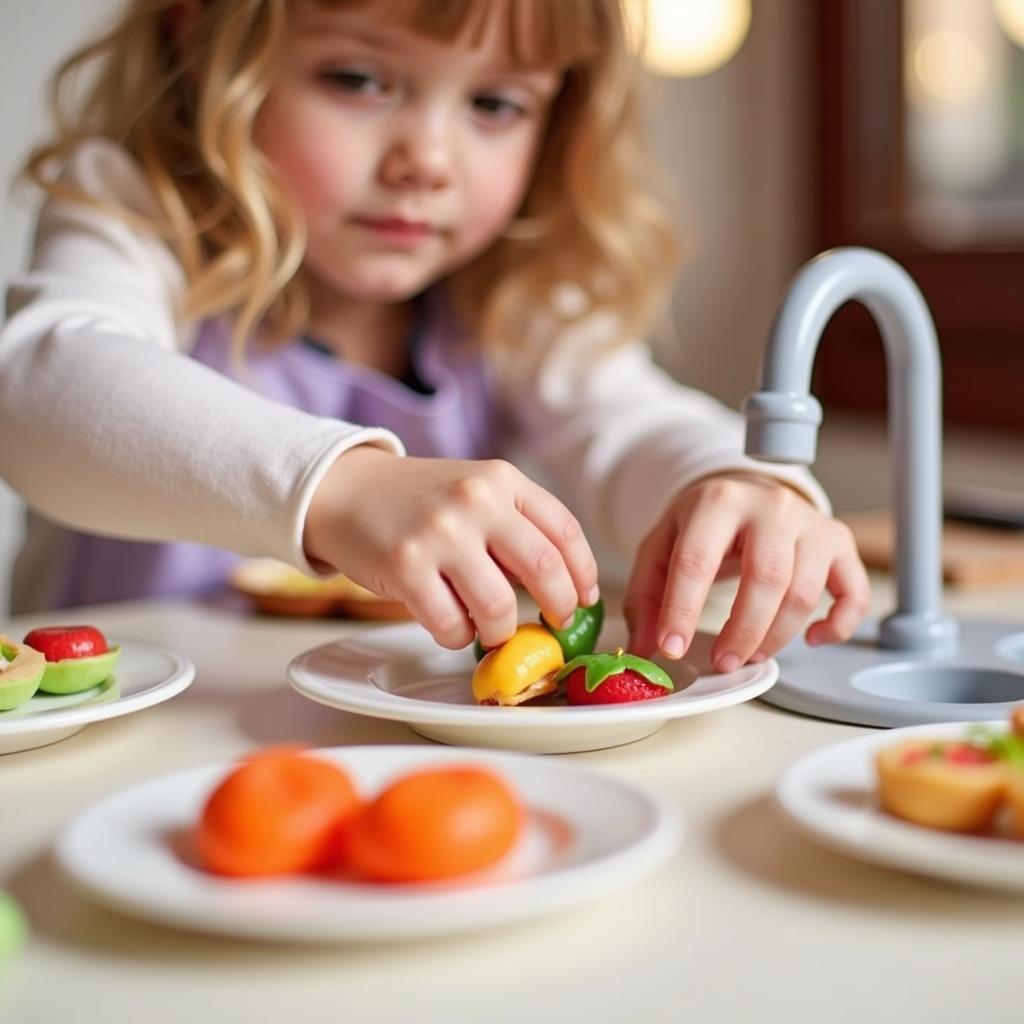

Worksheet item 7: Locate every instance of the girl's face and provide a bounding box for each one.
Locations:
[256,1,564,305]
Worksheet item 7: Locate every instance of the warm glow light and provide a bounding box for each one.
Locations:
[626,0,752,78]
[994,0,1024,48]
[912,30,988,104]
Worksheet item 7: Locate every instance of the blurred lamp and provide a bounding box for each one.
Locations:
[911,30,988,105]
[994,0,1024,48]
[626,0,752,77]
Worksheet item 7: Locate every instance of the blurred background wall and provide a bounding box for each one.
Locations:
[1,3,125,617]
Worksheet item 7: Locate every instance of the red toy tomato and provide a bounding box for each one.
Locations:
[23,625,108,662]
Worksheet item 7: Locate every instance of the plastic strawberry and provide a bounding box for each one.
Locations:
[555,647,674,705]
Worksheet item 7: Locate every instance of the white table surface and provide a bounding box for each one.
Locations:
[2,578,1023,1024]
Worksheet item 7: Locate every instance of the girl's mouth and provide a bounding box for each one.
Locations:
[352,216,440,244]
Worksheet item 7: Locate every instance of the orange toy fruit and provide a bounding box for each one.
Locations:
[346,765,524,883]
[196,748,363,877]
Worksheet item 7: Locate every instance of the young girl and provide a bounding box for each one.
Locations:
[0,0,869,672]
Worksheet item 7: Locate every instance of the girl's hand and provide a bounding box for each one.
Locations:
[304,447,600,651]
[623,473,870,671]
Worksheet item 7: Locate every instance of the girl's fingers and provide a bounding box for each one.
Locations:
[746,539,829,660]
[397,573,476,650]
[487,516,581,632]
[623,518,674,658]
[711,525,796,671]
[513,476,600,609]
[805,550,872,646]
[440,553,521,650]
[655,506,740,660]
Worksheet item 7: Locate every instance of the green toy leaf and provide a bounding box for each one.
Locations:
[967,724,1024,768]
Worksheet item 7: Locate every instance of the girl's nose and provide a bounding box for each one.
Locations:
[379,113,454,191]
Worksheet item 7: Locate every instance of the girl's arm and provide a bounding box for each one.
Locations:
[496,303,868,667]
[1,142,597,648]
[0,140,403,573]
[496,303,831,554]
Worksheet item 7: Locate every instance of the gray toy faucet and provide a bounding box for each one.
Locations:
[740,246,1024,728]
[742,247,958,655]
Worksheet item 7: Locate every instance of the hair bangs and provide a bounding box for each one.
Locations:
[313,0,605,68]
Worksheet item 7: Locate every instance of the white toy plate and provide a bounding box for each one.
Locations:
[287,621,778,753]
[57,745,684,942]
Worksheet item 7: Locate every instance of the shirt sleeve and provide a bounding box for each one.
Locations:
[0,140,404,574]
[494,302,832,555]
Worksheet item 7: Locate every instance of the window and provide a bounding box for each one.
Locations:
[814,0,1024,430]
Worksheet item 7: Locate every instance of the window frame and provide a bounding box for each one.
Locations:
[814,0,1024,431]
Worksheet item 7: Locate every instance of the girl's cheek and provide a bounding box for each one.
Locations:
[274,143,355,222]
[257,101,359,220]
[463,153,536,244]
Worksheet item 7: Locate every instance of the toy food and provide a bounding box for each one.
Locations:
[0,635,46,711]
[23,625,120,695]
[875,740,1008,832]
[471,623,564,705]
[980,709,1024,837]
[541,598,605,660]
[556,647,675,705]
[0,890,27,961]
[229,558,409,619]
[1004,770,1024,839]
[473,599,605,664]
[196,748,363,877]
[345,765,523,882]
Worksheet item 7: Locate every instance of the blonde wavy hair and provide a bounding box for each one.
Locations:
[23,0,679,358]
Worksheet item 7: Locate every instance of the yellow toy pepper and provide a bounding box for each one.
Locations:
[472,623,564,706]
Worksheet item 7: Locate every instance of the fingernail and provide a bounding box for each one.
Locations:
[660,634,685,659]
[585,586,600,606]
[718,653,740,673]
[750,651,767,664]
[560,615,576,630]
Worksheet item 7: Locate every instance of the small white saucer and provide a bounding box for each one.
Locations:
[776,720,1024,891]
[287,621,778,754]
[56,745,684,942]
[0,640,195,754]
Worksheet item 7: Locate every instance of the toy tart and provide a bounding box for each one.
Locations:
[1004,770,1024,839]
[986,707,1024,837]
[875,739,1008,833]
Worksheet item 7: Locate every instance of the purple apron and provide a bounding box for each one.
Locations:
[49,296,499,607]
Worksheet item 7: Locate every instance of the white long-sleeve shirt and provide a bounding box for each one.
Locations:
[0,140,828,611]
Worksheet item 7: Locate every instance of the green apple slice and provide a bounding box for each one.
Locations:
[0,891,27,960]
[0,635,46,711]
[38,646,121,695]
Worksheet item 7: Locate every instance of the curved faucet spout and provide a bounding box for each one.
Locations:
[741,247,958,654]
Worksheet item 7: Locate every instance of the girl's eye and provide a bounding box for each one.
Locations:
[321,69,390,96]
[472,94,527,124]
